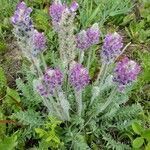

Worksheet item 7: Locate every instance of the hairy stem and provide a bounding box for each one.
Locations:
[48,96,64,120]
[75,90,82,116]
[31,57,43,77]
[56,88,70,121]
[79,51,85,64]
[90,63,108,105]
[40,53,47,71]
[95,63,106,85]
[87,48,93,71]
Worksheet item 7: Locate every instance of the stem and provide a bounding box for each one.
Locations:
[75,90,82,116]
[51,51,57,67]
[56,88,70,121]
[90,63,108,106]
[99,63,109,87]
[95,63,105,85]
[87,49,93,71]
[48,96,64,120]
[42,97,52,113]
[40,53,47,71]
[116,42,131,61]
[79,51,84,64]
[31,57,43,77]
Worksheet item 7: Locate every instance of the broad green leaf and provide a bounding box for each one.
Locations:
[0,135,17,150]
[6,87,20,102]
[145,142,150,150]
[141,129,150,141]
[132,122,143,135]
[35,128,46,138]
[132,137,144,148]
[46,135,53,142]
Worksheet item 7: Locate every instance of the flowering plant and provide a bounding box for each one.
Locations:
[11,1,141,149]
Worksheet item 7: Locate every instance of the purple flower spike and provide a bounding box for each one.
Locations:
[76,30,90,50]
[69,63,90,91]
[87,23,100,45]
[11,2,32,26]
[101,32,123,63]
[76,23,100,51]
[49,1,66,23]
[33,79,48,97]
[70,1,79,12]
[44,68,63,94]
[113,57,141,91]
[32,30,46,56]
[36,84,48,97]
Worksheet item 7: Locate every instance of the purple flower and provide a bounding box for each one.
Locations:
[76,23,100,51]
[101,32,123,63]
[49,1,66,23]
[36,84,48,97]
[69,63,90,91]
[33,79,48,97]
[11,2,32,26]
[87,23,100,45]
[113,57,141,91]
[31,30,46,56]
[70,1,79,12]
[76,30,90,50]
[44,68,63,94]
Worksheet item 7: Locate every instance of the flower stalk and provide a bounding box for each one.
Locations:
[75,90,83,116]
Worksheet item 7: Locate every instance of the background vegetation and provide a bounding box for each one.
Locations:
[0,0,149,149]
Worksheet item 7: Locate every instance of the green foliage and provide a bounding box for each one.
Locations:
[131,50,150,111]
[135,50,150,89]
[6,66,45,147]
[0,0,18,38]
[33,9,50,31]
[12,110,43,126]
[4,87,21,111]
[0,133,18,150]
[125,20,150,43]
[0,111,6,139]
[102,132,131,150]
[73,134,90,150]
[6,87,20,102]
[0,40,7,54]
[10,108,44,147]
[0,0,18,19]
[114,104,142,122]
[78,0,133,27]
[131,122,150,149]
[16,67,42,108]
[124,0,150,43]
[132,137,144,149]
[132,122,143,135]
[0,67,7,97]
[35,117,63,149]
[0,0,149,149]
